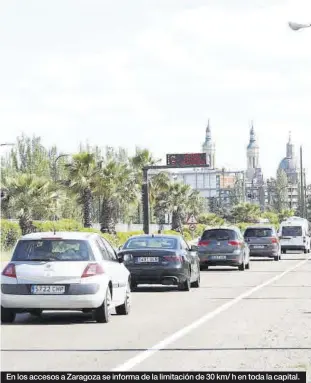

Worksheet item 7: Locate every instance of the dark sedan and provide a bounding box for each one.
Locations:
[117,234,200,291]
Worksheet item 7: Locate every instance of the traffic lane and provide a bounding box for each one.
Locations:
[123,258,311,372]
[1,256,305,371]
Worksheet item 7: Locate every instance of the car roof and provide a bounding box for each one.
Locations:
[126,234,181,240]
[245,225,275,229]
[203,226,240,232]
[19,231,98,240]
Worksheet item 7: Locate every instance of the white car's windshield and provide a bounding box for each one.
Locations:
[12,240,94,262]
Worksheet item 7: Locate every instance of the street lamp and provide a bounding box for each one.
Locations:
[287,21,309,217]
[0,143,14,147]
[288,21,311,31]
[52,154,71,227]
[53,154,71,182]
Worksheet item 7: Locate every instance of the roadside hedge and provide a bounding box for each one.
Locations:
[0,219,196,252]
[1,220,21,251]
[1,219,279,253]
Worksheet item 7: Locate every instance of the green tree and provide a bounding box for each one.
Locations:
[230,177,244,206]
[278,209,294,223]
[65,152,100,228]
[149,172,171,225]
[2,174,53,235]
[231,203,261,223]
[273,169,288,212]
[160,182,203,231]
[130,148,160,223]
[197,213,224,226]
[5,134,51,177]
[97,160,137,233]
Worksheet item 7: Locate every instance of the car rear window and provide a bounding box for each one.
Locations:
[12,240,94,262]
[244,228,273,237]
[201,229,237,241]
[124,237,177,249]
[282,226,302,236]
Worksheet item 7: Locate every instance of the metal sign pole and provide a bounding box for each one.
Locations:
[141,153,210,235]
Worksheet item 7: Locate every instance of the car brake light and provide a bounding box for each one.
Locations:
[228,241,241,246]
[163,255,182,262]
[2,263,16,278]
[198,240,210,246]
[81,263,104,278]
[271,237,278,243]
[303,237,306,243]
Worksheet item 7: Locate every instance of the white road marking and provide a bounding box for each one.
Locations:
[112,256,310,371]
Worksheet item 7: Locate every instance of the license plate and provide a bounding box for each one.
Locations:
[212,255,226,260]
[137,257,159,263]
[31,285,65,294]
[253,245,264,249]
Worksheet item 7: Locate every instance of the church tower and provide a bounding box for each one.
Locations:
[246,122,259,181]
[286,131,294,158]
[202,120,216,168]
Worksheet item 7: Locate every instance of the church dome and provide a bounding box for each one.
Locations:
[247,140,259,150]
[278,157,297,172]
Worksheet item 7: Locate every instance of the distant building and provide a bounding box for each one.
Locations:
[245,123,265,208]
[277,132,300,210]
[165,122,245,211]
[202,120,216,169]
[278,132,299,184]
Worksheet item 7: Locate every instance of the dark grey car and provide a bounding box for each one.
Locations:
[244,225,281,261]
[197,227,250,271]
[117,234,200,291]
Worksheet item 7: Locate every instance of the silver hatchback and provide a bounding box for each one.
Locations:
[244,225,281,261]
[197,227,250,271]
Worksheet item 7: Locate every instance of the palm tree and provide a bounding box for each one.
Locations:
[130,148,160,222]
[96,160,137,233]
[187,189,205,218]
[166,182,193,231]
[149,172,171,225]
[2,173,53,235]
[65,152,100,228]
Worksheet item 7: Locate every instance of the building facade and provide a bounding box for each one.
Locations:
[244,124,265,209]
[155,122,307,215]
[276,132,300,211]
[165,122,246,211]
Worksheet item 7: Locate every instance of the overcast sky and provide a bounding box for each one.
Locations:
[1,0,311,180]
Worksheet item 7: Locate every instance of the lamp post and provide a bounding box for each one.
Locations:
[53,154,71,226]
[299,146,306,218]
[288,21,311,31]
[0,143,15,147]
[53,154,71,183]
[288,21,309,217]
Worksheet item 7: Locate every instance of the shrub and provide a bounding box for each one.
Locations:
[0,220,21,251]
[235,222,249,234]
[197,213,225,227]
[33,219,83,232]
[162,229,192,241]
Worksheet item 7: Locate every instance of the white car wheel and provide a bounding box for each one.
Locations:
[115,282,131,315]
[94,287,111,323]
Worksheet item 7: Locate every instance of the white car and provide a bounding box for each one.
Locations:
[1,231,131,324]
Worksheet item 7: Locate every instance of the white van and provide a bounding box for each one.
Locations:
[279,216,311,254]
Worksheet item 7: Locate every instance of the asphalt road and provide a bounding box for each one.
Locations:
[1,253,311,376]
